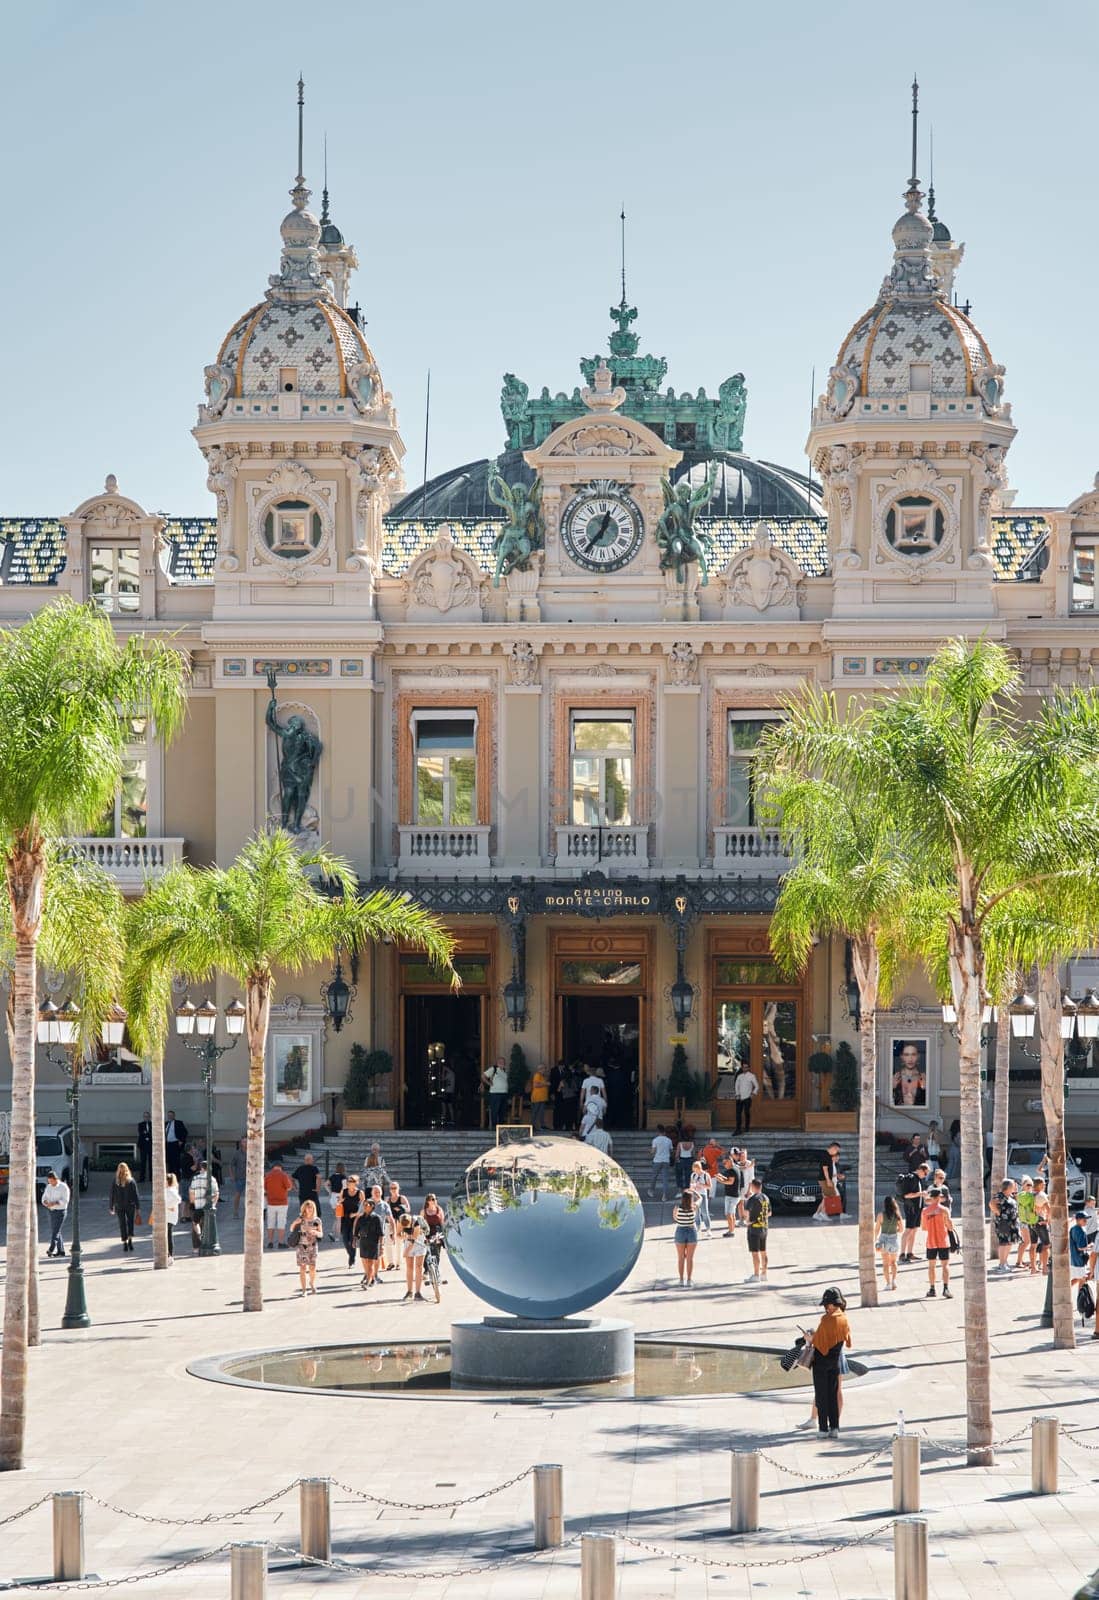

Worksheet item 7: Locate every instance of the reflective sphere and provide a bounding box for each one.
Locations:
[444,1137,644,1319]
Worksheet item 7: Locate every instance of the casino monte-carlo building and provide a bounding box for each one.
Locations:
[4,131,1099,1151]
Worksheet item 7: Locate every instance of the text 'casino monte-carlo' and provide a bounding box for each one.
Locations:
[4,81,1099,1151]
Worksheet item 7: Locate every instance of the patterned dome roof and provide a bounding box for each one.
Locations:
[215,298,375,401]
[834,297,991,401]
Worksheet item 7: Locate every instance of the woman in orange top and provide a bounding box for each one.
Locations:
[811,1288,852,1435]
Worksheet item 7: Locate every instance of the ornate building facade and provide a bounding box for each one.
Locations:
[4,115,1098,1147]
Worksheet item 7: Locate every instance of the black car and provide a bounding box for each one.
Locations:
[760,1147,846,1216]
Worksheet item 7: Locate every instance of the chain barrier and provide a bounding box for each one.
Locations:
[917,1422,1033,1457]
[84,1482,300,1527]
[266,1536,582,1582]
[0,1543,233,1594]
[0,1495,52,1531]
[615,1522,889,1570]
[1061,1429,1099,1453]
[756,1441,892,1482]
[328,1465,534,1512]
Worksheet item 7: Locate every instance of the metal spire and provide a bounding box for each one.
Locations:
[321,132,330,225]
[927,125,937,221]
[620,205,627,306]
[909,75,919,188]
[296,75,305,186]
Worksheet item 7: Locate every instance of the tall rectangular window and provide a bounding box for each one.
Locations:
[726,716,778,827]
[413,714,477,826]
[90,546,140,614]
[570,713,634,826]
[89,717,149,838]
[1071,537,1098,613]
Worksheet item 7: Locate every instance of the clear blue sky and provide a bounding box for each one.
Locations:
[2,0,1095,514]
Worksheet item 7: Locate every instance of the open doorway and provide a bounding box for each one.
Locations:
[560,994,640,1127]
[402,994,483,1128]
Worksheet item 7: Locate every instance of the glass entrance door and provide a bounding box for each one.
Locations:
[713,984,803,1128]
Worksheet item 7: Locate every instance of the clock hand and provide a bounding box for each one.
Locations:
[590,511,614,547]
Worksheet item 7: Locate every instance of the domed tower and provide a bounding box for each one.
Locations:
[194,81,403,619]
[810,86,1014,621]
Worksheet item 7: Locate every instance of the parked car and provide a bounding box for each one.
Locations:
[1004,1143,1087,1209]
[34,1125,89,1198]
[760,1146,846,1215]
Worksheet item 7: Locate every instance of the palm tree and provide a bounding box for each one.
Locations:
[126,829,453,1312]
[758,715,910,1311]
[2,847,126,1336]
[0,600,186,1472]
[790,639,1099,1461]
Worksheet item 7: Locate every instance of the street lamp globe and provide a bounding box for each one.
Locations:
[1009,993,1037,1038]
[37,997,61,1047]
[174,998,197,1037]
[55,999,80,1048]
[101,1003,127,1050]
[195,998,218,1038]
[224,998,246,1037]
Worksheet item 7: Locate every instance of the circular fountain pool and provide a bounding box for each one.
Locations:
[190,1339,868,1403]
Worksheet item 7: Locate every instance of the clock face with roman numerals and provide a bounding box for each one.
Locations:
[560,483,644,573]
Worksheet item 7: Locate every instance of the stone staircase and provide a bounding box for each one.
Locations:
[290,1127,863,1199]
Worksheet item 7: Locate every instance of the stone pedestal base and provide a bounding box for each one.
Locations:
[450,1316,634,1388]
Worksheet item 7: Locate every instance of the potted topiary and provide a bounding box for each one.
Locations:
[821,1039,859,1131]
[343,1044,395,1131]
[804,1047,834,1125]
[645,1042,714,1130]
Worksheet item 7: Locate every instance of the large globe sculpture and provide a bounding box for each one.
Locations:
[445,1136,644,1319]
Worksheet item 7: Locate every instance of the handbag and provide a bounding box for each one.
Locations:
[779,1337,805,1373]
[823,1193,843,1217]
[947,1227,960,1254]
[335,1201,344,1219]
[795,1339,816,1370]
[134,1211,143,1227]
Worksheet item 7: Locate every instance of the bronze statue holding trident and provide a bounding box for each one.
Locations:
[265,668,322,833]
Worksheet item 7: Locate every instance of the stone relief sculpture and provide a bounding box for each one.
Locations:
[203,364,233,418]
[580,359,627,413]
[265,670,322,834]
[505,640,540,686]
[204,444,240,570]
[726,523,797,611]
[655,466,716,585]
[405,528,482,615]
[486,467,544,586]
[347,357,382,414]
[667,641,698,685]
[826,362,859,418]
[973,362,1007,416]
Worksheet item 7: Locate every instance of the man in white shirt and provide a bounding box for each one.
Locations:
[189,1161,220,1252]
[41,1171,70,1257]
[733,1065,760,1134]
[482,1058,509,1128]
[579,1090,607,1139]
[650,1125,673,1200]
[733,1147,755,1193]
[585,1117,613,1157]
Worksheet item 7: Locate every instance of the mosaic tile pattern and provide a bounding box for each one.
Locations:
[163,517,217,582]
[838,298,990,399]
[990,515,1048,580]
[217,300,372,400]
[0,519,65,584]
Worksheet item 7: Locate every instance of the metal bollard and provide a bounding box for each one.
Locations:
[299,1477,331,1562]
[230,1542,268,1600]
[894,1516,928,1600]
[1031,1414,1059,1495]
[892,1433,921,1514]
[533,1463,564,1549]
[729,1449,760,1534]
[52,1492,85,1581]
[581,1532,617,1600]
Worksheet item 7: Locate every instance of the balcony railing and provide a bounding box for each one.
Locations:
[397,824,491,878]
[554,825,649,873]
[713,826,791,872]
[64,837,184,888]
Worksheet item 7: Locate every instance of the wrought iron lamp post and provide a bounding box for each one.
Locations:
[174,995,245,1255]
[670,893,695,1031]
[321,954,354,1034]
[37,996,127,1330]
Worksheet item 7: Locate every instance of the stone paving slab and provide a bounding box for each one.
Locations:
[0,1177,1097,1597]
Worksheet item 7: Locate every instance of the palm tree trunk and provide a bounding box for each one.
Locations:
[242,973,272,1313]
[1037,961,1074,1350]
[149,1051,169,1270]
[948,898,994,1467]
[5,1000,39,1348]
[1,840,46,1472]
[989,1008,1011,1260]
[851,936,880,1309]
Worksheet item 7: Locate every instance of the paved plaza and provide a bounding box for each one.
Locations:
[0,1176,1097,1598]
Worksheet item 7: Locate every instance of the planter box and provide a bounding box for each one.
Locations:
[805,1111,857,1132]
[645,1108,712,1131]
[343,1109,395,1131]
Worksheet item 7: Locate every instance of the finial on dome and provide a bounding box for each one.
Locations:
[881,75,937,299]
[296,75,305,188]
[321,133,330,226]
[266,76,323,302]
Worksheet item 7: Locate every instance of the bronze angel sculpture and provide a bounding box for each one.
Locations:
[654,466,716,585]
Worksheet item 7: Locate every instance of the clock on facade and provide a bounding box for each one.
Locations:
[560,483,644,573]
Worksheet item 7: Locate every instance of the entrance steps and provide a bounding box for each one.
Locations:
[292,1126,861,1198]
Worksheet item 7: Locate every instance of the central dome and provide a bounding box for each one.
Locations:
[214,298,376,402]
